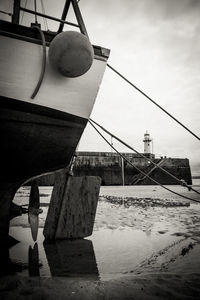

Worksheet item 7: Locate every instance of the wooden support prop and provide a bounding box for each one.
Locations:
[44,174,101,240]
[43,169,70,240]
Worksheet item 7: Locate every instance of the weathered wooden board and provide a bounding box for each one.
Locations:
[55,176,101,239]
[43,169,69,240]
[44,175,101,240]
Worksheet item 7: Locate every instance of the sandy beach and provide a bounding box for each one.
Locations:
[1,184,200,299]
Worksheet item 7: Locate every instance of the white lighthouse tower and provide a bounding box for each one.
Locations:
[143,131,152,154]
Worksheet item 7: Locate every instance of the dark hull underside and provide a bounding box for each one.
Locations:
[0,96,87,185]
[0,96,87,237]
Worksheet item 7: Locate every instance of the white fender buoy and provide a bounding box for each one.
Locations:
[48,31,94,77]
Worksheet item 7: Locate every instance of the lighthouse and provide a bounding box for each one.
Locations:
[143,131,152,154]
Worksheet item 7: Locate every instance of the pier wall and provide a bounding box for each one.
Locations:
[35,152,192,186]
[73,152,192,185]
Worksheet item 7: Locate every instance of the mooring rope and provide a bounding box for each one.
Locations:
[89,118,200,200]
[31,26,46,99]
[107,64,200,142]
[89,119,200,203]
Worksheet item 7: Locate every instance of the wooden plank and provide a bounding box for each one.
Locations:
[43,169,69,240]
[55,176,101,239]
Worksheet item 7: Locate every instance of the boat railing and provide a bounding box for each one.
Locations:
[12,0,88,37]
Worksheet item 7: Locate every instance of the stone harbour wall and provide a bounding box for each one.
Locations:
[35,152,192,186]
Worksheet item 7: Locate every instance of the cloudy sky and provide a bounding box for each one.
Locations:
[1,0,200,174]
[79,0,200,175]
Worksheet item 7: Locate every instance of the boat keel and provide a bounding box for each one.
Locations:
[0,185,19,240]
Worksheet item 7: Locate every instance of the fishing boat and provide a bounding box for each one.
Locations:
[0,0,110,239]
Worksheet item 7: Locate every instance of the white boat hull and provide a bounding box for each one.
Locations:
[0,35,107,119]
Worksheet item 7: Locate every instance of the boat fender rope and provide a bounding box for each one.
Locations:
[31,26,46,99]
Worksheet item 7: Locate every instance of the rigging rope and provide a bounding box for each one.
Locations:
[20,0,28,24]
[31,26,46,99]
[40,0,48,31]
[89,118,200,196]
[107,64,200,142]
[89,119,200,203]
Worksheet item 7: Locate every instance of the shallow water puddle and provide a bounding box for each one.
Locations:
[6,185,200,280]
[8,225,183,280]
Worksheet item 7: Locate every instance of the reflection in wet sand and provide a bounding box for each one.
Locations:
[44,239,99,279]
[1,234,99,280]
[0,236,27,276]
[28,243,40,277]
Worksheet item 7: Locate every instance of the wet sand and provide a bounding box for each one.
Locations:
[1,272,200,300]
[1,184,200,299]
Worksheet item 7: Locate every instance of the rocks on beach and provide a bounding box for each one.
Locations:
[99,195,190,208]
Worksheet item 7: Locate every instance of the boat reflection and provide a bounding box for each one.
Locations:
[43,239,99,279]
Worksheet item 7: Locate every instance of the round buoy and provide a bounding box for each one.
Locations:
[48,31,94,77]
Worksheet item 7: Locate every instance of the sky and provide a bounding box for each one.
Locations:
[1,0,200,175]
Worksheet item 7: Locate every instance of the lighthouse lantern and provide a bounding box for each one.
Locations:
[143,131,152,154]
